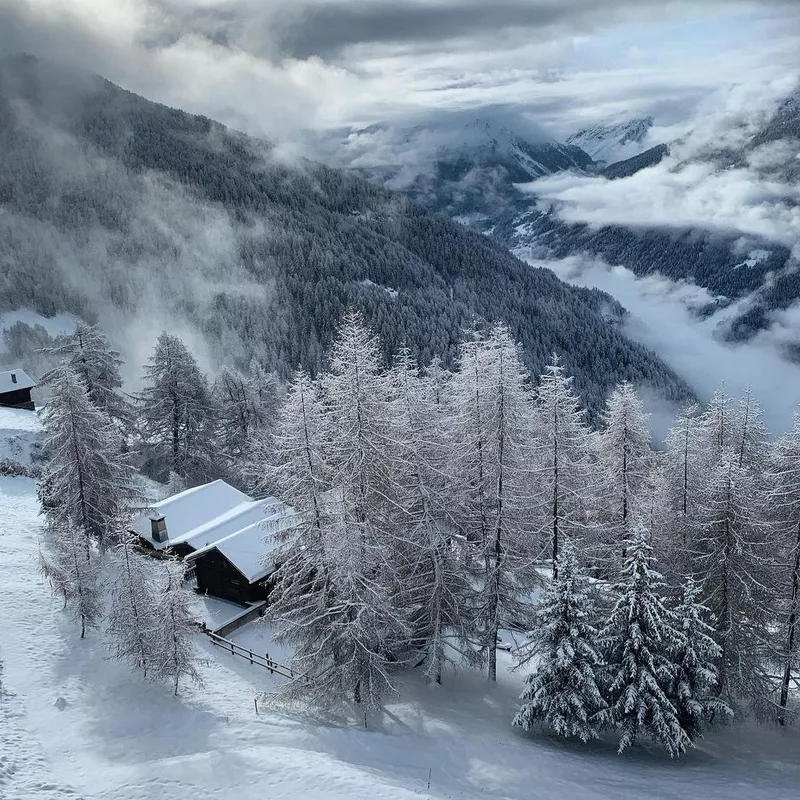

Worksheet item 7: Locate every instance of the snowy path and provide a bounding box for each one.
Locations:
[1,451,799,797]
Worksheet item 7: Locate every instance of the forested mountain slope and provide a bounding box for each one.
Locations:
[0,54,691,414]
[338,89,799,345]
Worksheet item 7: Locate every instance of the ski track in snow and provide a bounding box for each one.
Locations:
[1,412,799,799]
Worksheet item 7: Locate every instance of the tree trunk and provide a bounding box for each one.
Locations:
[779,519,800,724]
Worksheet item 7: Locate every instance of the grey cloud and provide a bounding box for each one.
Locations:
[146,1,800,61]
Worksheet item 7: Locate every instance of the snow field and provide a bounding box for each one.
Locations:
[1,405,799,799]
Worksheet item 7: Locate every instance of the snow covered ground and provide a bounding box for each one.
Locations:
[1,411,799,799]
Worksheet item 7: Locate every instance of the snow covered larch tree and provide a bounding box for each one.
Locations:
[151,560,201,696]
[135,332,216,485]
[596,382,652,573]
[600,522,690,757]
[39,521,102,639]
[767,413,800,724]
[107,527,161,677]
[657,403,706,577]
[514,538,607,741]
[213,363,279,481]
[449,325,537,681]
[388,348,477,684]
[42,320,132,430]
[39,366,139,549]
[695,453,774,717]
[530,353,595,578]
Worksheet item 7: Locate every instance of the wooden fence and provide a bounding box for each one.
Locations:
[205,630,302,681]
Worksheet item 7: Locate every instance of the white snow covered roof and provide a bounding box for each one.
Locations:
[186,504,301,583]
[0,369,36,394]
[131,480,279,552]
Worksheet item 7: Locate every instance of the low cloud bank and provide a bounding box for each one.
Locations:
[528,253,800,435]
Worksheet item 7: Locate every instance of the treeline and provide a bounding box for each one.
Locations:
[247,312,800,755]
[33,314,800,750]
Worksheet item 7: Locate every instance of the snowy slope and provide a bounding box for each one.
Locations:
[567,117,654,166]
[1,412,799,799]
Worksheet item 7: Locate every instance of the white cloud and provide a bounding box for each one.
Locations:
[522,76,800,247]
[533,253,800,434]
[1,1,799,140]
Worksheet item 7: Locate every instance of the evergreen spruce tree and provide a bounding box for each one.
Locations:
[151,561,201,696]
[601,523,690,757]
[531,353,595,578]
[514,539,607,741]
[39,367,139,548]
[667,578,732,740]
[135,333,216,484]
[449,326,537,681]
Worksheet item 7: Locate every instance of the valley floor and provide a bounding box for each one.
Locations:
[1,412,799,799]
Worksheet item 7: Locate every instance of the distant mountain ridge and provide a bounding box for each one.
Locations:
[566,116,654,167]
[336,91,800,351]
[0,54,692,416]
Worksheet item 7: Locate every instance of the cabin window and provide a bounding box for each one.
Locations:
[150,516,167,543]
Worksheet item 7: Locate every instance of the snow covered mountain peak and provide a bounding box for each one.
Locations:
[567,116,654,167]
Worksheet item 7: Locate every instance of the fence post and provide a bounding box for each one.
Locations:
[249,649,253,665]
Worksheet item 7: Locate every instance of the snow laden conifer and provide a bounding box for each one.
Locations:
[267,317,407,707]
[766,413,800,724]
[734,388,768,472]
[449,325,536,681]
[151,560,201,696]
[42,320,132,430]
[596,382,652,574]
[388,348,476,683]
[657,404,706,578]
[698,388,738,461]
[315,312,410,705]
[695,454,774,717]
[135,333,216,485]
[667,578,731,740]
[531,354,595,578]
[39,367,139,548]
[601,522,690,757]
[213,363,279,481]
[514,538,607,741]
[39,522,102,639]
[257,369,338,703]
[107,526,160,677]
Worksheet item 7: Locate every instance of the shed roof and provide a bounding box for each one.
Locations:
[186,504,301,583]
[0,369,36,394]
[131,479,279,552]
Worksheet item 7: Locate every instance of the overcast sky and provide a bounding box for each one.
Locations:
[1,1,799,140]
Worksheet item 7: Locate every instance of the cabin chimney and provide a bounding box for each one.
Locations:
[150,515,168,543]
[10,372,17,384]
